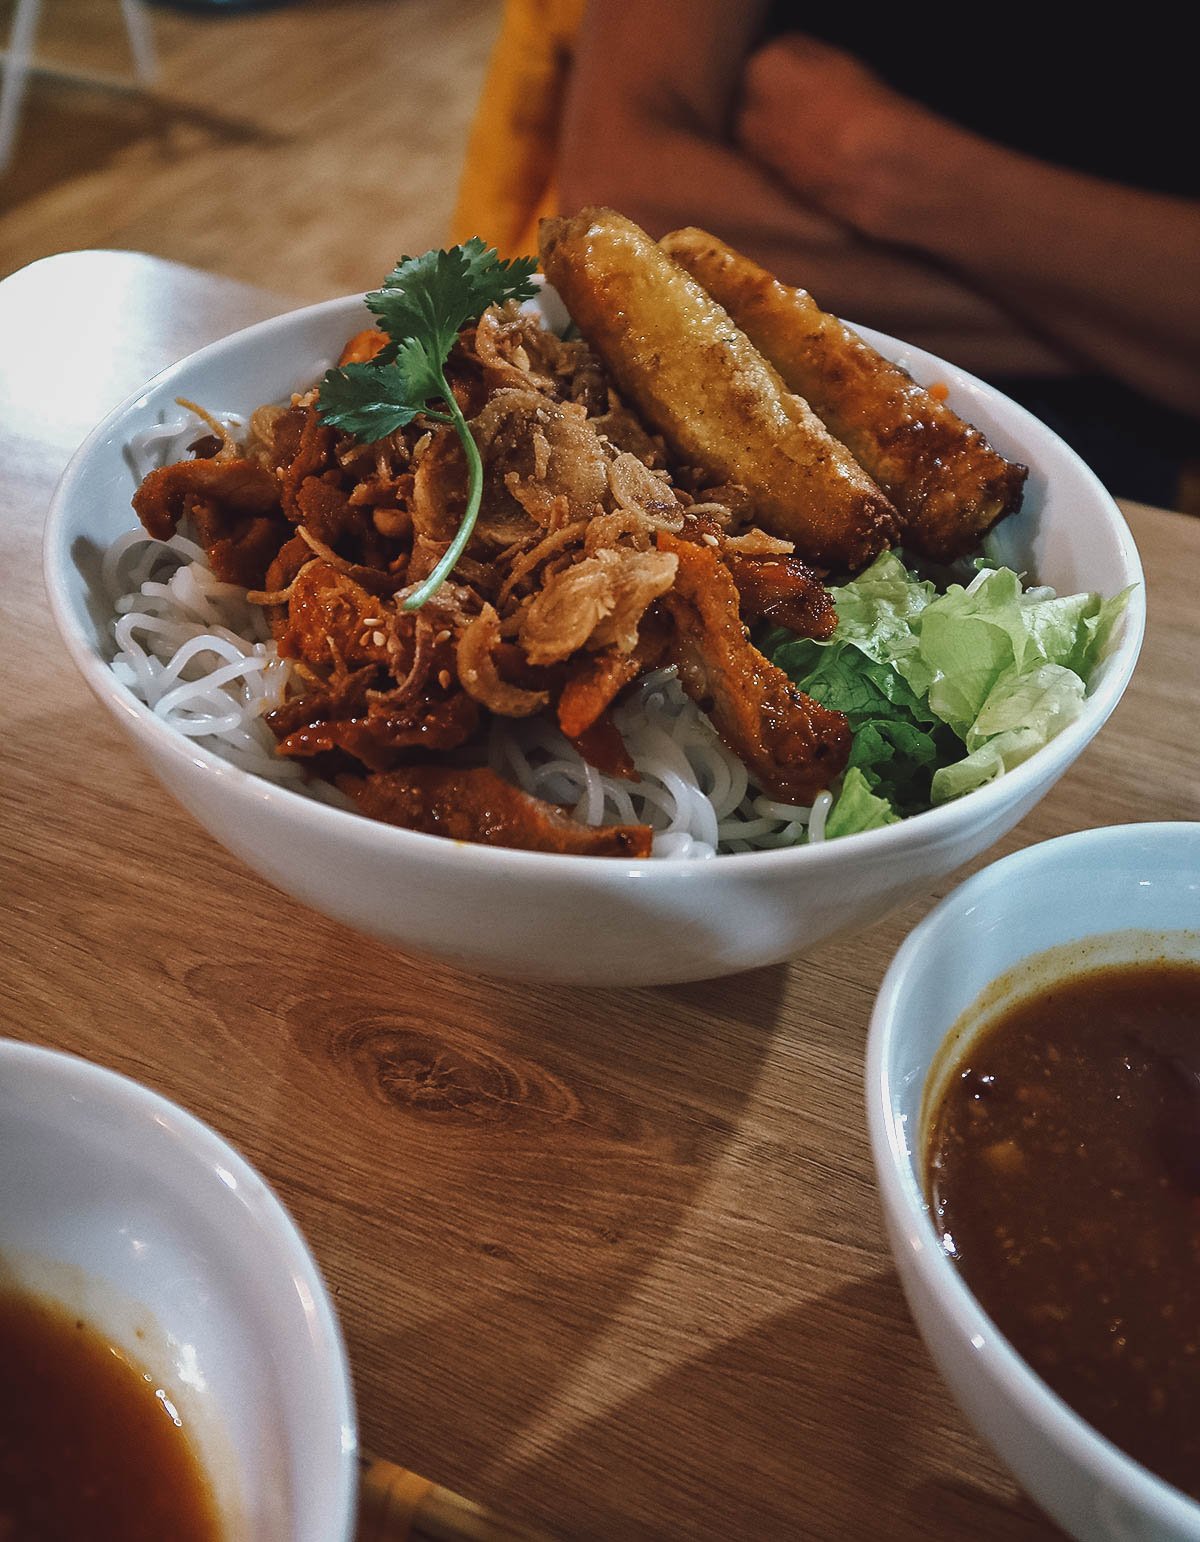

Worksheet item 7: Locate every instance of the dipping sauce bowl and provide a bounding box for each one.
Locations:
[0,1040,357,1540]
[867,821,1200,1542]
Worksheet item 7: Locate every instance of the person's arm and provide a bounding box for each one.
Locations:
[557,0,858,284]
[737,35,1200,418]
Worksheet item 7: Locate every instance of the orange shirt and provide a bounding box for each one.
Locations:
[450,0,585,260]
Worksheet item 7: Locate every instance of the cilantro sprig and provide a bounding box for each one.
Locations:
[317,240,539,609]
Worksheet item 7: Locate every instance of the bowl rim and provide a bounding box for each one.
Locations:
[0,1034,359,1541]
[43,291,1146,877]
[865,820,1200,1531]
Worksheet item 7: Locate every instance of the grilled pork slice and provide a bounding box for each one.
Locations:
[132,458,286,587]
[658,531,850,804]
[338,765,653,857]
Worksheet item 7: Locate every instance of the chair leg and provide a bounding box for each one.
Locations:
[0,0,43,173]
[120,0,158,84]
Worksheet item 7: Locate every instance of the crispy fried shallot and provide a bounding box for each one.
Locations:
[457,604,550,717]
[518,547,678,665]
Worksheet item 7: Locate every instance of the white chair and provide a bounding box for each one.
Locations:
[0,0,157,172]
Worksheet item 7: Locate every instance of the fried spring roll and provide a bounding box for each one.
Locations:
[539,208,899,573]
[661,227,1028,563]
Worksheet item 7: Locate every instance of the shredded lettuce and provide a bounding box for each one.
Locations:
[823,768,900,839]
[768,552,1131,838]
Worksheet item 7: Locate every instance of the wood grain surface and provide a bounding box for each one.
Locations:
[3,252,1199,1541]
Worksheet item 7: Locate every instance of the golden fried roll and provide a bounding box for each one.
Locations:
[661,227,1028,563]
[539,209,899,573]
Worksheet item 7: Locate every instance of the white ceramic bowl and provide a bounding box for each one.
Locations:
[0,1040,357,1541]
[43,293,1144,985]
[867,822,1200,1541]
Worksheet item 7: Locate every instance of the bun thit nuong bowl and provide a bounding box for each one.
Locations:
[44,293,1144,986]
[867,823,1200,1542]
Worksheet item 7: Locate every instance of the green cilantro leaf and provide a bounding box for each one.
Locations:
[316,359,434,442]
[314,239,539,609]
[368,239,539,359]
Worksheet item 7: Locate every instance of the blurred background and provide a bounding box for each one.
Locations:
[0,0,500,300]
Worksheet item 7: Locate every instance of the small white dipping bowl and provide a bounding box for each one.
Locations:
[44,293,1144,985]
[0,1040,357,1541]
[867,822,1200,1542]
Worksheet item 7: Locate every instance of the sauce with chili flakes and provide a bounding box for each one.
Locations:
[926,959,1200,1500]
[0,1287,223,1540]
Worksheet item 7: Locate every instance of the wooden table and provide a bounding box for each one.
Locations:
[3,251,1198,1542]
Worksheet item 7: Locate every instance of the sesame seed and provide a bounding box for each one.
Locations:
[435,628,452,646]
[701,532,720,547]
[361,616,381,627]
[437,669,453,690]
[372,630,386,647]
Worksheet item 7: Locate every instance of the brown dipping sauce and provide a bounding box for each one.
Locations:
[926,959,1200,1500]
[0,1287,223,1540]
